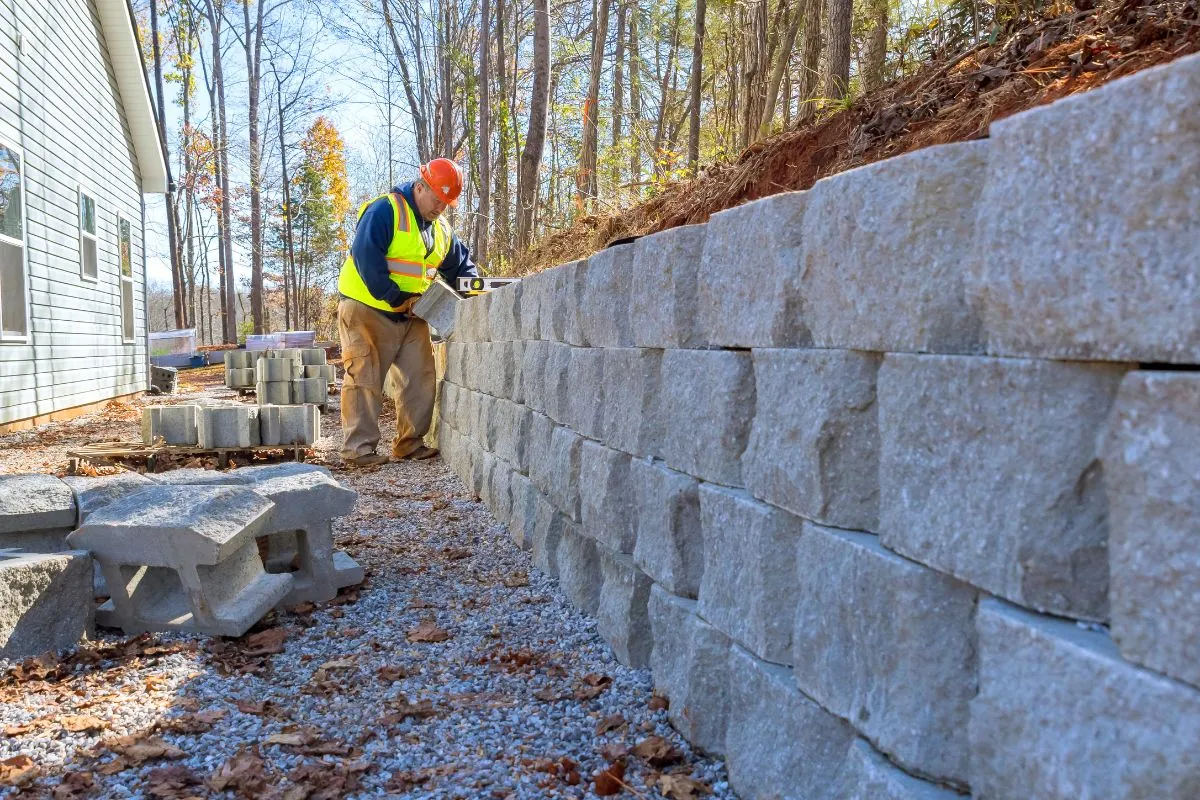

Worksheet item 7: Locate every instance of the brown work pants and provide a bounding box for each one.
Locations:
[337,298,435,460]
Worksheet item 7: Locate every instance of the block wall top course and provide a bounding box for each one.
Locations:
[0,474,77,534]
[630,224,706,349]
[580,244,636,348]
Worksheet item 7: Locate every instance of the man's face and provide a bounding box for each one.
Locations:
[414,180,448,221]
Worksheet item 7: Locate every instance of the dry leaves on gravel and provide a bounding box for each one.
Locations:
[209,747,275,795]
[632,736,685,768]
[595,713,626,735]
[406,619,451,643]
[0,755,39,787]
[593,759,627,796]
[52,770,96,800]
[574,673,613,701]
[145,764,205,799]
[104,734,187,765]
[655,773,714,800]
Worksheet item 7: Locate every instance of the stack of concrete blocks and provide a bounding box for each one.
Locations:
[140,404,320,449]
[438,53,1200,800]
[224,348,335,409]
[0,475,93,659]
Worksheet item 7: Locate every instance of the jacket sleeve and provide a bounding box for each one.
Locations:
[351,198,407,308]
[436,232,480,288]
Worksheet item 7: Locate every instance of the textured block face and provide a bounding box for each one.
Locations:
[596,549,653,667]
[506,473,538,551]
[579,442,636,553]
[0,550,93,659]
[967,52,1200,363]
[488,281,521,341]
[661,350,755,486]
[566,347,606,439]
[579,245,635,347]
[302,364,337,381]
[971,599,1200,800]
[632,459,703,598]
[197,406,254,449]
[0,474,77,534]
[1102,372,1200,688]
[601,348,664,458]
[542,344,574,425]
[725,645,857,800]
[250,471,356,533]
[141,405,198,446]
[698,485,804,664]
[224,350,254,369]
[551,260,589,346]
[879,353,1127,621]
[291,377,328,406]
[697,191,812,348]
[647,585,731,755]
[411,279,461,338]
[830,740,963,800]
[507,341,527,404]
[525,412,557,497]
[630,224,706,349]
[515,275,542,341]
[490,400,531,473]
[793,524,977,785]
[521,341,550,413]
[555,523,601,615]
[484,456,515,526]
[745,349,881,531]
[444,341,466,386]
[547,426,583,521]
[537,267,564,341]
[64,473,155,525]
[801,141,989,354]
[453,291,490,343]
[531,498,567,577]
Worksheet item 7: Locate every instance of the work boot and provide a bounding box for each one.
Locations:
[344,453,390,467]
[396,445,439,461]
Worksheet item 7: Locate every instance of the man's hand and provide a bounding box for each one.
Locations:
[392,295,420,315]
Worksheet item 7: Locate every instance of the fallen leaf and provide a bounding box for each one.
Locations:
[594,759,627,796]
[237,700,267,715]
[264,732,311,747]
[502,571,529,588]
[243,627,288,656]
[312,657,356,681]
[0,755,39,787]
[442,547,472,560]
[60,714,107,733]
[574,673,613,701]
[648,695,669,711]
[600,743,630,762]
[407,620,451,643]
[52,770,96,800]
[97,758,128,775]
[145,764,203,798]
[377,665,412,682]
[406,597,435,610]
[209,747,272,794]
[383,696,437,723]
[106,735,186,765]
[595,713,626,735]
[288,601,316,615]
[533,686,567,703]
[657,773,713,800]
[632,736,684,767]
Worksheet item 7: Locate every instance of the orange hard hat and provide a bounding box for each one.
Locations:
[419,158,464,207]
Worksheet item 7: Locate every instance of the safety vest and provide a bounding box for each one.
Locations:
[337,192,452,312]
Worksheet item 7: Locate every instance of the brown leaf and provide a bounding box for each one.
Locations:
[383,696,437,723]
[0,755,39,787]
[312,657,356,682]
[648,695,669,711]
[52,770,96,800]
[632,736,684,767]
[600,743,630,762]
[533,686,567,703]
[288,602,316,615]
[377,665,412,682]
[236,700,268,715]
[407,620,451,643]
[97,758,128,775]
[593,759,627,796]
[107,735,186,765]
[406,597,435,610]
[574,673,613,701]
[657,773,713,800]
[264,732,313,747]
[209,747,271,794]
[60,714,108,733]
[243,627,288,656]
[442,547,473,560]
[502,572,529,588]
[595,713,626,735]
[146,764,203,799]
[563,769,582,786]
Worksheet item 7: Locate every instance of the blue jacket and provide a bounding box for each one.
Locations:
[348,181,479,320]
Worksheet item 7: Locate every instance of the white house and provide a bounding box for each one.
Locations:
[0,0,167,430]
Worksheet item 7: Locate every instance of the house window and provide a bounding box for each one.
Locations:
[119,216,134,341]
[0,143,28,339]
[79,189,98,281]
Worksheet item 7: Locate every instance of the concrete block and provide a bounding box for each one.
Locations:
[224,350,254,369]
[526,412,557,497]
[291,377,328,406]
[648,585,731,755]
[300,348,327,366]
[879,353,1127,620]
[726,644,857,800]
[547,425,583,521]
[555,522,601,615]
[508,340,527,404]
[269,348,304,363]
[237,463,332,482]
[150,365,177,394]
[1103,371,1200,687]
[542,343,574,425]
[476,393,499,451]
[580,245,635,347]
[302,364,336,382]
[63,473,155,525]
[597,548,652,667]
[698,484,803,664]
[793,523,976,786]
[971,599,1200,799]
[800,141,990,353]
[482,454,515,526]
[0,550,93,659]
[226,368,256,388]
[521,340,550,413]
[566,347,606,440]
[507,473,538,551]
[531,498,567,578]
[488,281,521,341]
[551,260,589,346]
[698,191,812,348]
[744,349,881,532]
[257,381,293,406]
[493,401,531,473]
[601,348,664,458]
[632,459,703,599]
[630,224,706,349]
[538,267,564,342]
[197,406,255,449]
[257,357,299,382]
[830,740,963,800]
[516,273,543,341]
[454,292,490,343]
[661,349,754,487]
[0,475,77,539]
[967,52,1200,364]
[141,405,198,446]
[579,441,636,553]
[444,341,466,386]
[146,468,253,486]
[411,278,461,338]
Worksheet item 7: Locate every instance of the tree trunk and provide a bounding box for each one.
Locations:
[208,3,237,343]
[382,0,432,163]
[822,0,852,101]
[242,0,267,334]
[578,0,609,208]
[862,0,889,92]
[760,0,804,137]
[475,0,491,268]
[796,0,824,122]
[627,4,642,183]
[277,77,297,332]
[493,0,511,264]
[611,0,625,193]
[652,0,682,178]
[516,0,550,251]
[149,0,184,329]
[687,0,706,174]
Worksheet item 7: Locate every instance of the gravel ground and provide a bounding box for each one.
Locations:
[0,368,735,799]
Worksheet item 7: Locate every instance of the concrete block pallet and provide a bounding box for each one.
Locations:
[224,348,336,409]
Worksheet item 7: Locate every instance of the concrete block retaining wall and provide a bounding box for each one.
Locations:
[439,53,1200,799]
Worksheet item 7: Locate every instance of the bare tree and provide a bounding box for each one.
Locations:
[475,0,491,267]
[687,0,706,174]
[578,0,610,207]
[760,0,803,136]
[796,0,824,122]
[516,0,550,250]
[148,0,185,328]
[861,0,889,93]
[822,0,852,101]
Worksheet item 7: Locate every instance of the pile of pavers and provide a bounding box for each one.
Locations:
[224,348,337,408]
[0,464,362,657]
[141,403,320,448]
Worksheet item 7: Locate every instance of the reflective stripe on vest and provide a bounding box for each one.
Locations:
[337,192,451,312]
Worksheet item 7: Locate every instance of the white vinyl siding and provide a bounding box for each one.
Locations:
[79,188,98,281]
[0,140,28,340]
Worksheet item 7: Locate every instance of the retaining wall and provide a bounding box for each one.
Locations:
[438,52,1200,799]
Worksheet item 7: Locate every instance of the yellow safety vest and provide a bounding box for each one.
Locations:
[337,192,452,312]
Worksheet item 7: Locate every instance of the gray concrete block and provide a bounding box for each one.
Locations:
[0,474,77,535]
[454,292,490,343]
[146,468,254,486]
[579,441,636,553]
[0,550,93,659]
[800,141,989,354]
[630,224,706,349]
[793,523,976,786]
[661,350,755,487]
[744,348,881,532]
[531,497,567,578]
[269,348,304,363]
[580,244,635,347]
[542,343,574,425]
[726,644,857,800]
[141,405,198,446]
[507,473,538,551]
[555,522,601,615]
[632,459,703,598]
[1102,371,1200,688]
[412,279,461,338]
[488,281,521,342]
[597,548,653,667]
[444,341,466,386]
[879,353,1127,621]
[601,348,664,458]
[515,274,542,341]
[476,393,499,451]
[224,350,254,369]
[538,267,564,341]
[197,406,255,449]
[63,473,155,525]
[508,340,527,405]
[830,740,963,800]
[482,454,515,526]
[551,260,589,346]
[521,340,550,413]
[257,357,299,382]
[257,381,293,406]
[490,400,531,472]
[698,191,812,348]
[967,52,1200,364]
[698,484,803,664]
[291,377,328,406]
[566,347,606,440]
[226,367,256,388]
[648,585,731,755]
[439,381,462,430]
[237,463,333,482]
[547,425,583,521]
[302,364,336,382]
[971,598,1200,799]
[300,348,327,366]
[526,412,557,497]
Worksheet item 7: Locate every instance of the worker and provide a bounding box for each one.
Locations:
[336,157,478,466]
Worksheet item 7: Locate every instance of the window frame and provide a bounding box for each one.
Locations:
[78,185,99,283]
[117,212,135,344]
[0,135,31,343]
